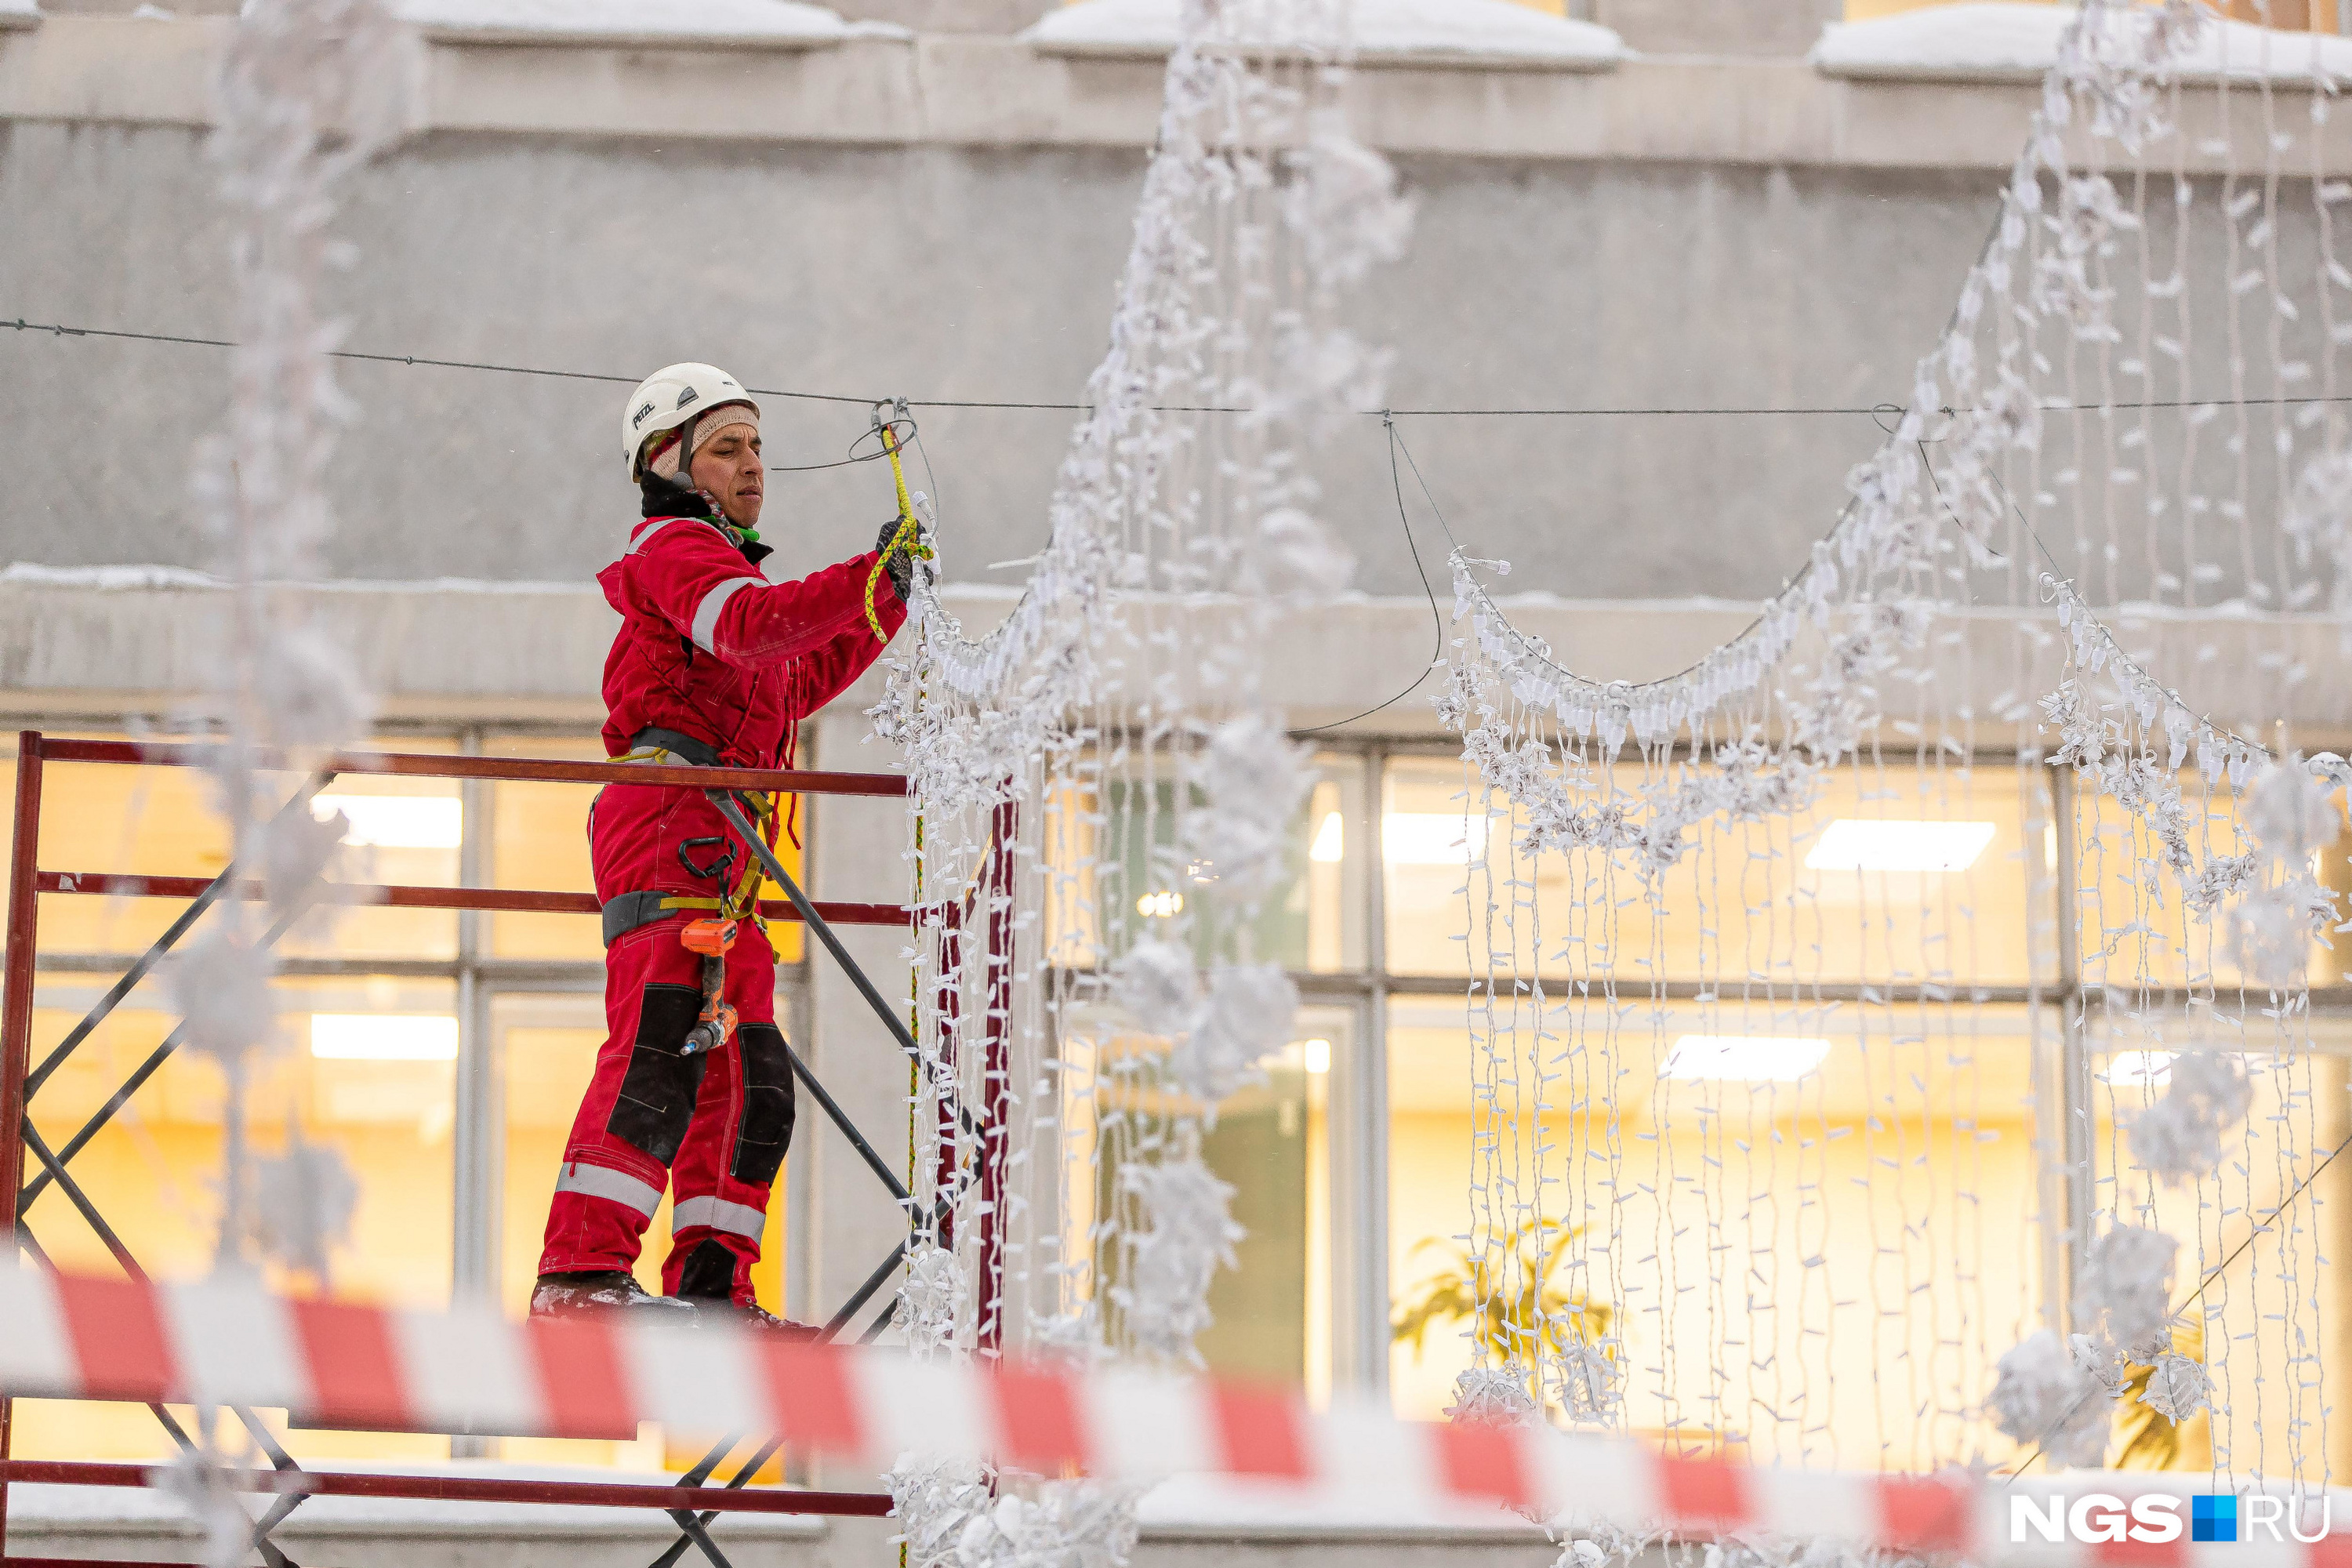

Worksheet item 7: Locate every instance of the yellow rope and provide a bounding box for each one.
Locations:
[863,405,933,641]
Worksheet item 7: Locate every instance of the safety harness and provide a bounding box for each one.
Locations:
[600,727,776,943]
[599,725,784,1057]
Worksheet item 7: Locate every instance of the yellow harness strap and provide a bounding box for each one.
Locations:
[615,746,777,933]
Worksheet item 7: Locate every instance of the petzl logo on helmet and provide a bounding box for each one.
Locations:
[676,387,700,409]
[632,401,655,430]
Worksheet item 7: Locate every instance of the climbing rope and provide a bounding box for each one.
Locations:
[866,398,934,642]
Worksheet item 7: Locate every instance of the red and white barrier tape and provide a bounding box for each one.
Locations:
[6,1267,2343,1560]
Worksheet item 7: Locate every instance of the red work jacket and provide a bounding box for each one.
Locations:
[596,513,906,768]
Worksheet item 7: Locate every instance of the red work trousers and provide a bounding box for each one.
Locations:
[537,783,797,1305]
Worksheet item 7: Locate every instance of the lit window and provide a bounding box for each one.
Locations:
[1803,818,1994,873]
[1137,890,1184,919]
[1309,811,1345,863]
[1382,813,1488,866]
[1301,1036,1332,1073]
[1661,1034,1831,1083]
[2100,1049,2176,1087]
[310,1013,460,1062]
[318,794,463,850]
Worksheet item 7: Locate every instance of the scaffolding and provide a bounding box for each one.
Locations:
[0,731,1011,1568]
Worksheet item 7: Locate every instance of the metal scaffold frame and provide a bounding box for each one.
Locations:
[0,731,1015,1568]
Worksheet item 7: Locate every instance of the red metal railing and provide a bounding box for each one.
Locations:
[0,731,953,1562]
[0,1460,895,1517]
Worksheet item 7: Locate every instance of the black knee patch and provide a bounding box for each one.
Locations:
[675,1237,739,1301]
[605,982,709,1164]
[731,1022,797,1185]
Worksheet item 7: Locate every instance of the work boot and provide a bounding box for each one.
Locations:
[681,1296,820,1339]
[531,1270,703,1322]
[668,1238,814,1336]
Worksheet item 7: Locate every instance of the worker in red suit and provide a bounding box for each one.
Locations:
[532,362,915,1325]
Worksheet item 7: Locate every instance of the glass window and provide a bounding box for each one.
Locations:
[1382,753,2049,988]
[1065,1001,1352,1396]
[5,731,462,962]
[31,718,2347,1470]
[2082,1010,2352,1479]
[300,756,463,964]
[22,974,458,1305]
[2070,769,2352,995]
[1387,995,2047,1468]
[1044,751,1368,976]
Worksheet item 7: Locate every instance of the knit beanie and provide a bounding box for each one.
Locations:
[645,402,760,481]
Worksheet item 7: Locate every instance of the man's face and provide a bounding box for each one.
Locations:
[689,419,764,528]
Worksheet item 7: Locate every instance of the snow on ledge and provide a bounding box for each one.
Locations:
[0,0,41,33]
[0,563,599,595]
[1811,2,2352,85]
[396,0,909,51]
[1022,0,1624,71]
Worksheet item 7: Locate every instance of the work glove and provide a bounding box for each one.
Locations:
[876,516,917,604]
[641,471,715,521]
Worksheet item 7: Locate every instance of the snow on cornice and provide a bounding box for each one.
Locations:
[1022,0,1624,70]
[1811,2,2352,85]
[0,563,599,594]
[0,0,40,32]
[396,0,908,49]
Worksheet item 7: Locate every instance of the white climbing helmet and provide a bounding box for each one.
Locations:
[619,362,760,479]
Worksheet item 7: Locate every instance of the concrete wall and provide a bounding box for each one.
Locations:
[0,19,2085,615]
[0,133,2000,602]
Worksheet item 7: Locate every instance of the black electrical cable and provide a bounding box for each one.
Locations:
[766,414,920,473]
[0,315,877,406]
[4,314,1912,419]
[22,312,2352,420]
[1296,415,1446,735]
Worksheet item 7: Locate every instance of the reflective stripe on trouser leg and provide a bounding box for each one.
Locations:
[674,1195,766,1238]
[554,1160,664,1218]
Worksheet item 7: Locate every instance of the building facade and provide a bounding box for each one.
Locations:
[6,0,2351,1494]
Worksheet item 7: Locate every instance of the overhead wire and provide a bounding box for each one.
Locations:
[19,297,2328,419]
[1296,416,1446,735]
[767,413,923,474]
[0,316,877,405]
[1,313,1923,420]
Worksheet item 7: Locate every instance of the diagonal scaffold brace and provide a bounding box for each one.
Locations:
[701,788,980,1140]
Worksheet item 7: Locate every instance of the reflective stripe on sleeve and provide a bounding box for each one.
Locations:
[554,1160,665,1218]
[689,575,763,654]
[626,518,676,555]
[673,1195,767,1240]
